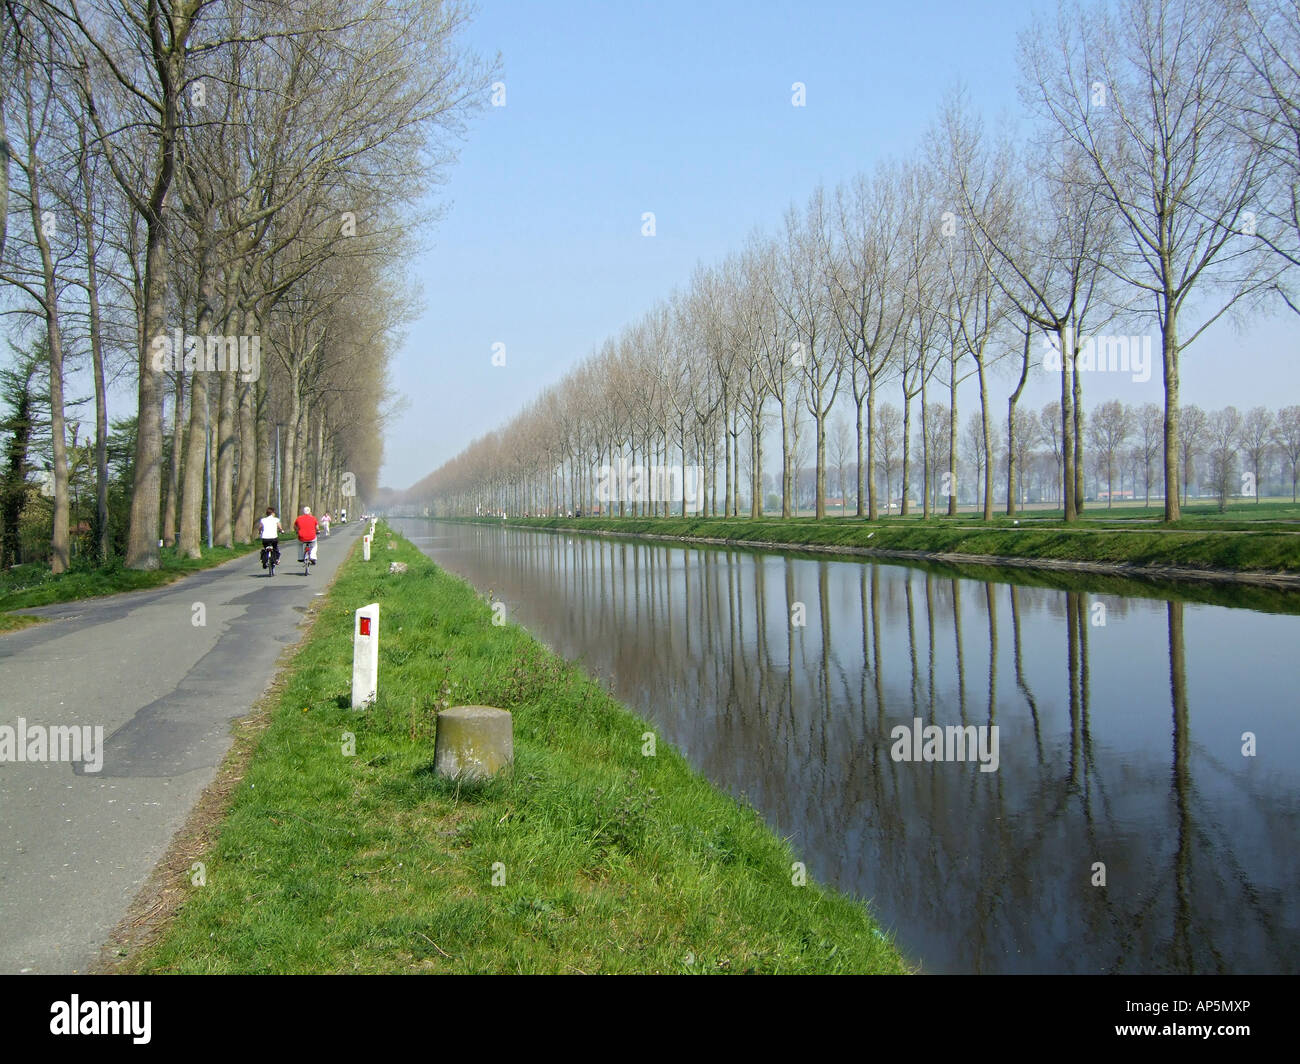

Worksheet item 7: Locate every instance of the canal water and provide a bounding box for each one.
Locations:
[394,518,1299,974]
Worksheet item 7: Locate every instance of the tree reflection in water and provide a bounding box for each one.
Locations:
[405,521,1300,974]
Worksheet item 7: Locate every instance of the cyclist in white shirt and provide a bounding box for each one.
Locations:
[257,508,282,569]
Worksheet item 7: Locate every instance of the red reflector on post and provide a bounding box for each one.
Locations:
[360,617,371,636]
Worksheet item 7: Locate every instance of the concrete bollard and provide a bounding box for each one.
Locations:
[434,706,513,780]
[363,535,371,561]
[352,603,379,708]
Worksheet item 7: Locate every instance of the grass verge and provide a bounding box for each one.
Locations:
[122,523,906,974]
[0,542,263,625]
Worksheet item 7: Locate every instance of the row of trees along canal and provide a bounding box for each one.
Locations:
[0,0,491,571]
[413,0,1299,524]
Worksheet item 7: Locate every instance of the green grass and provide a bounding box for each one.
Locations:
[0,542,264,619]
[759,497,1300,528]
[0,612,41,633]
[126,523,906,974]
[480,507,1300,574]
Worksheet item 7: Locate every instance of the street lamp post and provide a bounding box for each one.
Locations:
[205,421,213,550]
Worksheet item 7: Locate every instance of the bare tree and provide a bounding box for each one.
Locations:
[1039,400,1064,506]
[1206,406,1244,510]
[1022,0,1274,522]
[2,17,74,571]
[962,409,987,506]
[946,85,1116,523]
[875,402,904,512]
[1268,404,1300,502]
[1135,401,1163,506]
[830,165,907,519]
[1237,0,1300,314]
[1180,404,1209,505]
[1239,405,1274,502]
[829,413,852,513]
[897,160,945,518]
[1088,399,1134,506]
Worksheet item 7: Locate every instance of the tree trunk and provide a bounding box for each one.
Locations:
[0,103,9,262]
[901,390,912,517]
[978,365,992,521]
[178,361,211,558]
[178,218,219,557]
[291,399,309,519]
[920,385,930,519]
[855,391,865,519]
[283,370,302,520]
[866,378,878,520]
[258,375,273,513]
[814,412,826,519]
[1072,349,1085,516]
[1162,317,1181,522]
[1006,325,1031,517]
[723,400,733,517]
[779,398,792,518]
[1060,325,1076,522]
[163,372,183,546]
[948,361,959,517]
[214,365,235,546]
[82,176,111,562]
[234,374,255,538]
[125,34,188,571]
[30,181,70,572]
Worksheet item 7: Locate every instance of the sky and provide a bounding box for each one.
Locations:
[380,0,1299,491]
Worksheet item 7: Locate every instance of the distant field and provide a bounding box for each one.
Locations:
[751,497,1300,524]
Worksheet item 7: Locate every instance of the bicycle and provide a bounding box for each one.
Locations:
[260,539,281,577]
[299,538,317,576]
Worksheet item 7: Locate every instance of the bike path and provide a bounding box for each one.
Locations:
[0,522,364,973]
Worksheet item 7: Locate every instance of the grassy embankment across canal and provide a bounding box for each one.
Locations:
[120,522,907,974]
[489,502,1300,579]
[0,542,261,633]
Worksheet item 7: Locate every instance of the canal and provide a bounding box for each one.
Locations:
[393,518,1300,974]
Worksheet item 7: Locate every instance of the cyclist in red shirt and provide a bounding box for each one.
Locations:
[294,506,320,565]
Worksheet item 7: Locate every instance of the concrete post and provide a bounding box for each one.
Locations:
[363,535,371,561]
[434,706,513,780]
[352,603,379,708]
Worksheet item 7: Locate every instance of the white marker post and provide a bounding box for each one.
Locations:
[352,603,379,709]
[363,535,371,561]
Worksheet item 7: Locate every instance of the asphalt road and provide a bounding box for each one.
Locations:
[0,520,364,973]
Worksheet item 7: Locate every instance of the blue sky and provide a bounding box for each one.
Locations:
[382,0,1298,489]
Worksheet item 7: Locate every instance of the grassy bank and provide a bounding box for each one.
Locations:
[483,510,1300,576]
[123,523,906,974]
[0,542,262,632]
